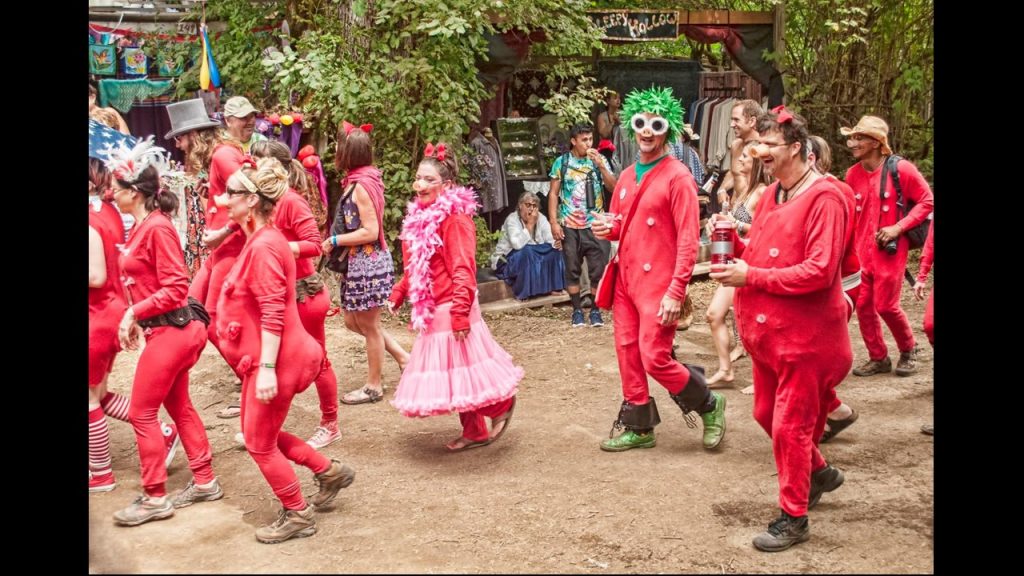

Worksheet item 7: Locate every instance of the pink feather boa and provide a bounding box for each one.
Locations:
[399,185,479,332]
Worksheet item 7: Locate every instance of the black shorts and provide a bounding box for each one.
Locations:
[561,227,610,288]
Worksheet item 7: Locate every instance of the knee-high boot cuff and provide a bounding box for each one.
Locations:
[608,399,661,437]
[670,364,715,415]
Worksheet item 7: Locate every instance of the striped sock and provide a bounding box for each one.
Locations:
[100,392,131,422]
[89,406,112,476]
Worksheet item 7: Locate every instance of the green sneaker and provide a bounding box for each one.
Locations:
[600,429,656,452]
[700,392,726,449]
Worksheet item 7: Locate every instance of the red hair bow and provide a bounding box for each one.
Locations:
[424,142,447,162]
[343,120,374,135]
[241,156,258,169]
[771,105,794,124]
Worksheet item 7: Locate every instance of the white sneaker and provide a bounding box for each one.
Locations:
[306,424,341,450]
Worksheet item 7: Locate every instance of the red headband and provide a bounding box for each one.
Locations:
[771,105,794,124]
[342,120,374,135]
[424,142,447,162]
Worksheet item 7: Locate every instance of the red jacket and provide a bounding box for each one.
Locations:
[390,213,477,332]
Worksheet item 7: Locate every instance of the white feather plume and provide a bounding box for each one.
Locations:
[103,136,170,184]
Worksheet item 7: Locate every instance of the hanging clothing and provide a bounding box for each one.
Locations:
[467,132,509,213]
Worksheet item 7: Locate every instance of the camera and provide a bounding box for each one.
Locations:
[883,239,898,254]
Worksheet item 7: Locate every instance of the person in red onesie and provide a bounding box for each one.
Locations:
[106,139,221,526]
[89,124,180,494]
[591,86,727,453]
[711,108,851,552]
[807,136,860,444]
[251,140,342,450]
[842,115,933,378]
[388,144,522,452]
[218,157,356,544]
[165,99,247,371]
[913,220,935,435]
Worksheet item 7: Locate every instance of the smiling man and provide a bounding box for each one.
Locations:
[591,86,726,454]
[223,96,267,153]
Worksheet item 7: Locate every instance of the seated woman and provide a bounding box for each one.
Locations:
[490,191,566,300]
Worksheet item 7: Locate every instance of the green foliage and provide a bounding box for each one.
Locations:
[473,215,502,268]
[540,76,614,129]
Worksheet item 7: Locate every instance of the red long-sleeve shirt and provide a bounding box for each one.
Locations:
[214,226,322,385]
[205,143,247,259]
[606,156,699,302]
[119,211,190,320]
[735,178,849,351]
[916,219,935,284]
[824,175,861,279]
[844,157,933,270]
[273,189,323,279]
[390,213,477,332]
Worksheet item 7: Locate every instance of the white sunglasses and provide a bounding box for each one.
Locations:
[630,114,670,136]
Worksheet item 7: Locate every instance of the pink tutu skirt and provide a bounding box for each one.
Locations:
[391,299,522,418]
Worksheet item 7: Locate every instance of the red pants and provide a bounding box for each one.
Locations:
[458,397,515,442]
[824,284,860,414]
[612,280,691,403]
[89,311,120,386]
[923,289,934,346]
[296,288,338,425]
[751,347,851,517]
[189,253,238,353]
[856,264,916,360]
[129,322,215,496]
[240,362,331,511]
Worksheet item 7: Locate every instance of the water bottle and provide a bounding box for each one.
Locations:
[711,220,735,265]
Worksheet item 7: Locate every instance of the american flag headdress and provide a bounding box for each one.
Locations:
[103,134,170,184]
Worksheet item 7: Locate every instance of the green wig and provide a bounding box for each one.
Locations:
[621,86,686,143]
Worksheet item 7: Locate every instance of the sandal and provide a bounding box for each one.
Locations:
[340,386,383,405]
[217,403,241,419]
[445,436,491,453]
[489,396,517,444]
[820,408,859,443]
[740,385,754,396]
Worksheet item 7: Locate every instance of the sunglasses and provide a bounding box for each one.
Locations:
[630,114,670,136]
[225,188,251,196]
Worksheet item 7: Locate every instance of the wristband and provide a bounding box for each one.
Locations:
[260,362,276,369]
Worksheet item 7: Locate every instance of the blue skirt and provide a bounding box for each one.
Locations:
[496,243,566,300]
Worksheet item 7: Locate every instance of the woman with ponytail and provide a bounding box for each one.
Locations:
[217,157,356,544]
[107,139,221,526]
[388,143,522,452]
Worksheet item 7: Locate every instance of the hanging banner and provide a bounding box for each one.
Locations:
[90,45,116,75]
[589,10,679,42]
[121,47,148,76]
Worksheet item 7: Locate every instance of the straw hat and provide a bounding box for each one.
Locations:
[839,115,892,155]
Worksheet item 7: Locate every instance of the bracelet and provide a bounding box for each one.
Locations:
[259,362,276,369]
[331,235,338,247]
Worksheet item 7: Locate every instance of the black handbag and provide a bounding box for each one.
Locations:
[326,183,358,276]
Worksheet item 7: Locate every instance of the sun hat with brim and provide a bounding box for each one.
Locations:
[840,115,893,155]
[164,98,223,140]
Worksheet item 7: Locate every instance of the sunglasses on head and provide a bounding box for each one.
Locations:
[631,114,670,136]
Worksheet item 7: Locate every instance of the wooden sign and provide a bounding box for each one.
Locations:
[176,21,198,36]
[589,10,679,42]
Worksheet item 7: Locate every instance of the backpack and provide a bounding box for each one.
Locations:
[881,154,931,250]
[558,152,603,211]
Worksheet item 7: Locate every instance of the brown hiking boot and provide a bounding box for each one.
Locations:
[894,348,918,377]
[852,356,891,377]
[255,505,316,544]
[309,459,355,509]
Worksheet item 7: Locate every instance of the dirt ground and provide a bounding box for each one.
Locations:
[88,276,934,574]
